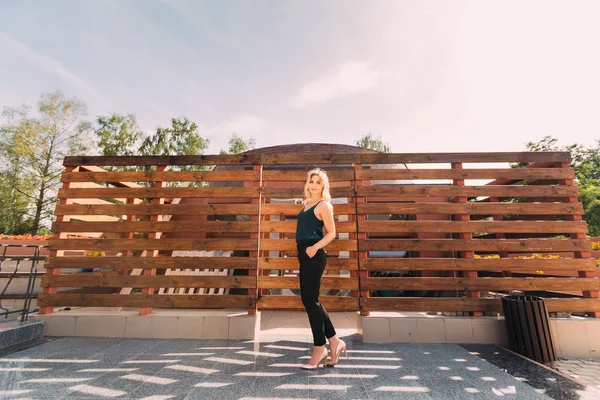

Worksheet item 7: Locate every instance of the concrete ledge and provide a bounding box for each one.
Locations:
[32,309,260,340]
[0,320,44,349]
[361,312,600,360]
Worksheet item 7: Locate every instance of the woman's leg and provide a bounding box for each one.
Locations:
[299,248,335,346]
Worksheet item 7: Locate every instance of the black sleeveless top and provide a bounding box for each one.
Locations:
[296,200,324,245]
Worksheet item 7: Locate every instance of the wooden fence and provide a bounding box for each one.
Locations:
[39,152,600,317]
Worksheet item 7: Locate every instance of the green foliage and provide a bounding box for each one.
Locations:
[219,134,256,155]
[0,91,91,234]
[140,117,209,158]
[355,133,391,153]
[519,135,600,234]
[96,113,144,157]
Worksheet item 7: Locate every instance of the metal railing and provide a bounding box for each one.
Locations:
[0,244,45,321]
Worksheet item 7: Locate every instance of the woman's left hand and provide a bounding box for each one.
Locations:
[306,245,318,258]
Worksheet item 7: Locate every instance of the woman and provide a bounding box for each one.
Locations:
[296,168,348,369]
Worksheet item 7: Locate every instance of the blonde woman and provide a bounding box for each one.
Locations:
[296,168,348,369]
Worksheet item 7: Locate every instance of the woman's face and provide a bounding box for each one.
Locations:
[308,174,323,196]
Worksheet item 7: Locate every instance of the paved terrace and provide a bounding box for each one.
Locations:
[1,312,599,400]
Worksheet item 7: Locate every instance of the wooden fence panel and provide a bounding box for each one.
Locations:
[43,152,599,316]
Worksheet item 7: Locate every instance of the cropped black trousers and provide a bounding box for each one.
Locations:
[297,243,336,346]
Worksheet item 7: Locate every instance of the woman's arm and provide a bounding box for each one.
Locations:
[306,202,336,258]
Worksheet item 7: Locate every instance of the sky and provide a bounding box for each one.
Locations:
[1,0,600,155]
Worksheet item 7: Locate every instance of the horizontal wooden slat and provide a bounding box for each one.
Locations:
[360,239,591,252]
[64,152,571,166]
[260,239,357,251]
[37,294,255,308]
[356,185,579,198]
[361,258,597,272]
[62,170,260,183]
[257,276,358,290]
[361,297,502,312]
[360,297,600,312]
[48,239,258,251]
[361,277,600,291]
[356,168,575,181]
[53,221,260,233]
[41,274,255,288]
[262,187,354,198]
[359,221,588,234]
[261,203,356,215]
[357,203,584,215]
[46,256,257,270]
[58,187,260,199]
[257,295,359,311]
[262,170,354,181]
[260,221,356,233]
[258,257,358,270]
[55,203,261,216]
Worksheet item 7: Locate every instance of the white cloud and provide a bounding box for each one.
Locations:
[289,60,382,109]
[0,30,106,109]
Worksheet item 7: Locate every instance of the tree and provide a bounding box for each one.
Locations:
[0,91,91,234]
[0,143,34,234]
[219,134,256,155]
[96,113,144,155]
[355,133,391,153]
[140,117,209,159]
[520,135,600,235]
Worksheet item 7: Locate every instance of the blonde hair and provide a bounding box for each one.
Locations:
[303,168,332,203]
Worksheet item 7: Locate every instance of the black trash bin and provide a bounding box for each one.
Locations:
[501,295,556,365]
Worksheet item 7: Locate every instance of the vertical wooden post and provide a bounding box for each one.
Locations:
[139,165,167,316]
[451,162,482,317]
[246,165,262,316]
[490,197,511,278]
[557,162,600,318]
[352,164,370,316]
[40,166,76,315]
[119,198,136,276]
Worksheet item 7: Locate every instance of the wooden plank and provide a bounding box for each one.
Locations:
[48,238,258,251]
[355,185,579,198]
[360,297,600,312]
[46,256,257,270]
[257,276,358,290]
[360,239,591,252]
[357,203,584,215]
[262,187,354,198]
[258,257,359,270]
[361,258,597,272]
[361,277,600,291]
[55,203,260,216]
[61,170,260,183]
[261,203,355,215]
[257,295,359,310]
[262,170,354,181]
[42,274,255,288]
[37,293,255,308]
[53,221,260,233]
[64,152,571,166]
[58,187,260,199]
[260,221,356,233]
[260,239,357,251]
[355,168,575,181]
[361,297,503,312]
[358,221,588,234]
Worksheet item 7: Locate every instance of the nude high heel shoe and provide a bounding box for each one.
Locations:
[301,348,328,370]
[325,339,348,367]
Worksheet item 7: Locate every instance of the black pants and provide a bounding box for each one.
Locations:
[297,244,336,346]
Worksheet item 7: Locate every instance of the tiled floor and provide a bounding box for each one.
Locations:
[1,335,592,400]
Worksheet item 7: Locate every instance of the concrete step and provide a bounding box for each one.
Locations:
[0,320,44,349]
